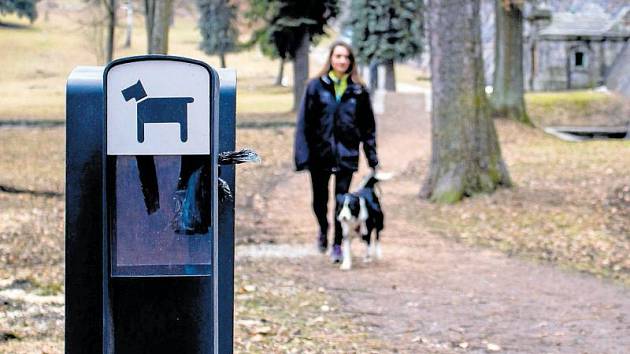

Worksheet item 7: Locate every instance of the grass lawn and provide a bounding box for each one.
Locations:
[0,2,429,122]
[0,3,296,121]
[526,89,629,127]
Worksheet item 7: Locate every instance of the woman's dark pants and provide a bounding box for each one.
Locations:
[309,170,353,246]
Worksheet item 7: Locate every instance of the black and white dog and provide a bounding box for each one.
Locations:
[335,171,391,270]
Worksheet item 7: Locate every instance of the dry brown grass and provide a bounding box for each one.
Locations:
[0,127,65,193]
[401,120,630,284]
[0,3,297,121]
[233,259,393,353]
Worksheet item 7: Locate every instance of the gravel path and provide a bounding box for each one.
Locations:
[247,92,630,353]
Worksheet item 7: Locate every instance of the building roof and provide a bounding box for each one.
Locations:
[538,6,630,40]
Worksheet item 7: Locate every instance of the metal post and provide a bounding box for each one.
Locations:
[66,59,236,354]
[66,66,107,353]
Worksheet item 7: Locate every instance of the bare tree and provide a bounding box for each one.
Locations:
[123,0,133,48]
[144,0,173,54]
[104,0,117,63]
[421,0,511,203]
[44,0,55,22]
[275,58,285,86]
[81,0,116,64]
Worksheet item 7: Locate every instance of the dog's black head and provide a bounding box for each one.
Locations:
[121,80,148,102]
[336,193,362,222]
[336,171,391,231]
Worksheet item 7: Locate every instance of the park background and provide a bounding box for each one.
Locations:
[1,0,629,353]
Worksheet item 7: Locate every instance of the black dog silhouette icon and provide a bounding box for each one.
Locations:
[121,80,194,143]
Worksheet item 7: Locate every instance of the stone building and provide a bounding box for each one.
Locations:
[606,40,630,96]
[525,5,630,91]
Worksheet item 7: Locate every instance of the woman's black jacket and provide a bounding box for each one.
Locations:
[294,75,378,172]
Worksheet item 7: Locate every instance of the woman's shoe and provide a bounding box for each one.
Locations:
[330,245,342,263]
[317,232,328,253]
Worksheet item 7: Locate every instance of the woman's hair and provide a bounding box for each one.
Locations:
[315,41,365,86]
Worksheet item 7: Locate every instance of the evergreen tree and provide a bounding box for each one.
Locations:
[269,0,338,61]
[274,0,338,109]
[254,0,338,110]
[245,0,286,84]
[256,28,287,85]
[197,0,239,68]
[0,0,40,23]
[349,0,424,91]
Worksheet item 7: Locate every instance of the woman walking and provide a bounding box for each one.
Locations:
[294,41,379,262]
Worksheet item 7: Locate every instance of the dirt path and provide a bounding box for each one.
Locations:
[240,93,630,353]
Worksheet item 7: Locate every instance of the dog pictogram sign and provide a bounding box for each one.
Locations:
[121,80,194,143]
[106,58,212,155]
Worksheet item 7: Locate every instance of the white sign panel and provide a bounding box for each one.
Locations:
[107,59,211,155]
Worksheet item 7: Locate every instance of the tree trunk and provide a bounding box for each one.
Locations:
[44,0,51,22]
[292,31,310,111]
[220,53,226,68]
[145,0,172,54]
[490,1,531,125]
[275,58,285,86]
[383,59,396,91]
[144,0,154,50]
[104,0,116,63]
[598,41,606,84]
[369,60,379,93]
[565,45,571,90]
[124,0,133,48]
[529,41,536,90]
[421,0,511,203]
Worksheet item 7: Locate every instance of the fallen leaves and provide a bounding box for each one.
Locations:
[233,261,392,352]
[404,126,630,285]
[241,284,257,293]
[237,319,275,336]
